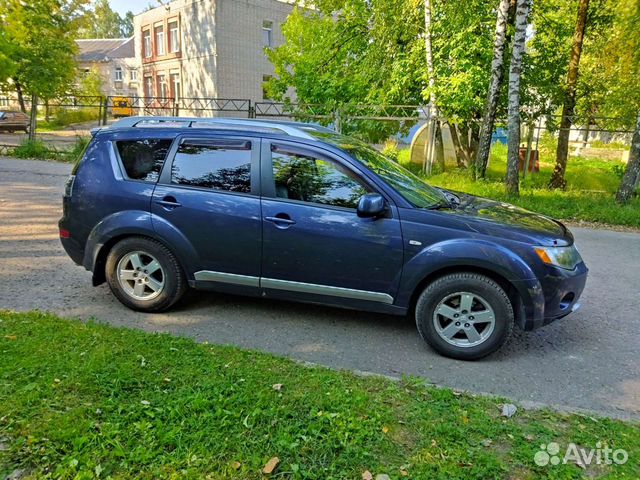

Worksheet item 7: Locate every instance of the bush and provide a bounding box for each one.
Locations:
[381,139,399,161]
[11,136,89,162]
[12,139,57,160]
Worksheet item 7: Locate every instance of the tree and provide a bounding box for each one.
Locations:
[4,0,88,111]
[122,11,135,37]
[79,0,130,38]
[505,0,531,196]
[475,0,513,179]
[548,0,590,189]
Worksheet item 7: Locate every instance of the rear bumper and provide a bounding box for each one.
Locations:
[515,262,588,331]
[58,219,84,266]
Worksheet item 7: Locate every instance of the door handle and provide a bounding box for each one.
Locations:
[156,196,181,209]
[265,215,296,226]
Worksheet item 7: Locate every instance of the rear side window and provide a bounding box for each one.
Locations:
[116,139,173,182]
[170,139,252,193]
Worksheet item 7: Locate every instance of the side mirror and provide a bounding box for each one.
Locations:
[357,193,386,218]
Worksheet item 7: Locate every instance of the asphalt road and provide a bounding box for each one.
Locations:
[1,157,639,420]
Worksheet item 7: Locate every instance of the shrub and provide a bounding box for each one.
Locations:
[12,139,57,160]
[381,138,399,161]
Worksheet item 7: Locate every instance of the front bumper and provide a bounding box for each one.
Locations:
[515,261,588,331]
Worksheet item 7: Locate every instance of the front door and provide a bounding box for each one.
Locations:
[152,135,262,283]
[260,141,404,304]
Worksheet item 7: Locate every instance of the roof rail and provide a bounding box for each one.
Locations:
[108,116,321,140]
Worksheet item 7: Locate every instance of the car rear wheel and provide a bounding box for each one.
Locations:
[106,237,187,312]
[415,273,514,360]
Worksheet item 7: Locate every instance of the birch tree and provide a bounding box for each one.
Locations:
[475,0,512,179]
[548,0,590,189]
[423,0,445,171]
[505,0,531,196]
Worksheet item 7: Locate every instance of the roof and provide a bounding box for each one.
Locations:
[76,37,134,62]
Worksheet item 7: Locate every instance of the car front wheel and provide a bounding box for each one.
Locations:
[105,237,187,312]
[415,273,514,360]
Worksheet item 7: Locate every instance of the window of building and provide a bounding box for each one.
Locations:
[155,25,165,56]
[170,73,181,100]
[171,140,252,193]
[262,20,273,47]
[130,69,138,81]
[144,76,153,98]
[262,74,273,100]
[157,75,168,98]
[270,146,370,209]
[169,21,180,53]
[116,139,173,182]
[114,67,123,81]
[143,30,151,58]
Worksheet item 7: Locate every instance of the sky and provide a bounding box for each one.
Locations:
[108,0,150,16]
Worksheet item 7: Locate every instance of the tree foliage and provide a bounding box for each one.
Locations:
[79,0,134,39]
[2,0,88,102]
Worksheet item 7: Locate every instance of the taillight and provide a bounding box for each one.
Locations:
[59,228,71,238]
[64,175,75,197]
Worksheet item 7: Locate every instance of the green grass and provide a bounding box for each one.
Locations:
[398,142,640,228]
[36,108,101,131]
[10,137,89,163]
[1,311,638,479]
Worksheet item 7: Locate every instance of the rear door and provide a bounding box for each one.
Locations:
[152,135,262,283]
[259,140,404,304]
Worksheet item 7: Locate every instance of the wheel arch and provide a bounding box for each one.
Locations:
[407,265,523,321]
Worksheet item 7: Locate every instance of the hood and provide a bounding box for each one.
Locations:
[434,190,572,246]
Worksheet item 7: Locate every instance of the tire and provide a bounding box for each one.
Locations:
[105,236,187,312]
[415,273,514,360]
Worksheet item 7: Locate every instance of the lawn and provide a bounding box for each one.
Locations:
[398,140,640,228]
[1,310,638,479]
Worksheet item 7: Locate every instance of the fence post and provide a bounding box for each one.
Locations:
[248,105,255,119]
[28,94,38,142]
[523,119,535,179]
[102,96,108,126]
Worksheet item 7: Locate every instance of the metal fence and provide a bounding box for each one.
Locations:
[0,92,633,174]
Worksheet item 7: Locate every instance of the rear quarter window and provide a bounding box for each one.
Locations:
[116,139,173,182]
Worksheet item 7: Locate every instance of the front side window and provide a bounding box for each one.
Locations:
[143,30,151,58]
[116,139,173,182]
[171,140,252,193]
[169,21,180,53]
[155,26,165,56]
[271,146,370,209]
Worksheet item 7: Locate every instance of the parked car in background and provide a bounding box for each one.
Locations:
[0,111,29,133]
[59,117,588,360]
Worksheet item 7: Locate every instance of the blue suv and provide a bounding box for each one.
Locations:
[59,117,588,360]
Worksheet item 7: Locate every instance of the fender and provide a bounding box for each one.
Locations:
[83,210,200,284]
[396,238,545,329]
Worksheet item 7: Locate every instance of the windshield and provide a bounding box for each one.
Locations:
[317,134,447,208]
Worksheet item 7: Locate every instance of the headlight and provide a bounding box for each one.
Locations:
[534,245,582,270]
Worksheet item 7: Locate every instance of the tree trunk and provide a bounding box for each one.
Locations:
[616,113,640,204]
[423,0,445,173]
[28,94,37,142]
[424,0,437,110]
[475,0,512,179]
[549,0,590,189]
[505,0,531,196]
[435,121,445,171]
[15,82,26,114]
[449,124,467,168]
